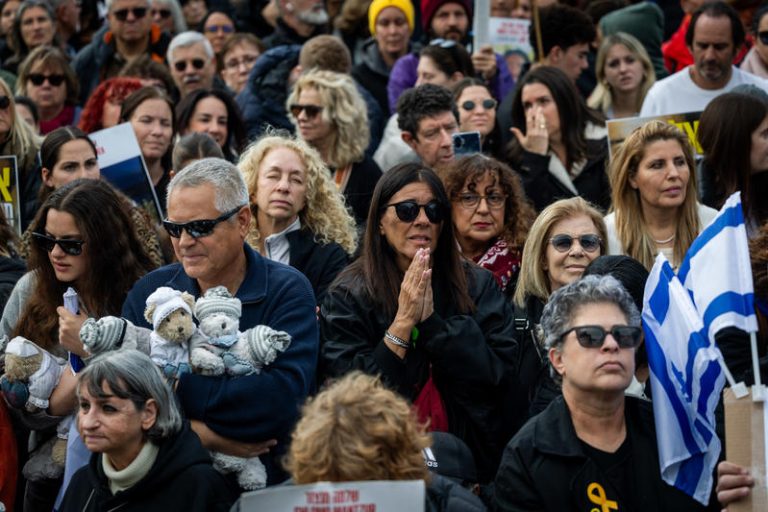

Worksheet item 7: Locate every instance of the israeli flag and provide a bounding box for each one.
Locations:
[677,192,758,339]
[643,254,725,505]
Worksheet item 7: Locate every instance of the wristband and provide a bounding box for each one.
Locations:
[384,330,410,349]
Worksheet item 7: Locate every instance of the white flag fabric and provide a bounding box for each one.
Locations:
[677,191,758,339]
[643,254,725,505]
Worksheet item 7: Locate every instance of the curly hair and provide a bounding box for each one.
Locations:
[238,134,357,255]
[284,372,431,484]
[286,70,369,168]
[609,120,700,269]
[441,154,535,249]
[78,78,144,134]
[12,179,156,352]
[16,45,79,106]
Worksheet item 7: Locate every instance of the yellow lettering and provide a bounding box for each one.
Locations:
[666,120,702,154]
[587,482,618,512]
[0,166,11,202]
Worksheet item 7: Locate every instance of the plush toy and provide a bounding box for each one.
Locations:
[143,287,196,380]
[189,286,292,490]
[80,316,142,357]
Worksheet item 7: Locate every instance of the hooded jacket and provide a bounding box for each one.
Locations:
[58,423,236,512]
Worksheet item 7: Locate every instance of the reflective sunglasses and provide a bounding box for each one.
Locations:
[28,73,65,87]
[151,8,172,18]
[548,234,601,253]
[112,7,148,21]
[0,96,10,110]
[759,31,768,45]
[289,104,323,119]
[173,58,206,72]
[461,99,497,111]
[162,205,244,238]
[429,38,456,48]
[559,325,643,349]
[384,200,444,224]
[456,192,506,209]
[32,232,86,256]
[205,24,234,33]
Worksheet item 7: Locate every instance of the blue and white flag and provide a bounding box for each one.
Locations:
[643,254,725,505]
[677,192,758,339]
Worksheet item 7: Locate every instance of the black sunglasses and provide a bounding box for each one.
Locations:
[0,96,9,110]
[173,58,206,72]
[162,205,244,239]
[151,8,172,18]
[461,99,497,111]
[28,73,65,87]
[548,234,602,253]
[32,232,86,256]
[112,6,148,21]
[559,325,643,349]
[759,31,768,45]
[384,200,444,224]
[289,104,323,119]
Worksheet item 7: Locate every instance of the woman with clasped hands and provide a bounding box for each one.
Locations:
[319,162,518,483]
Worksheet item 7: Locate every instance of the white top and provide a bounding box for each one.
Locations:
[373,114,420,172]
[604,202,719,267]
[640,66,768,117]
[263,217,301,265]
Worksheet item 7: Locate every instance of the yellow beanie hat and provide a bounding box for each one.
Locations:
[368,0,415,36]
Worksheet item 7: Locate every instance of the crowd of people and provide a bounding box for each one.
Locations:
[0,0,767,510]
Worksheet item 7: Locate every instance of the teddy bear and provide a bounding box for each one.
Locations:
[188,285,292,490]
[143,287,196,381]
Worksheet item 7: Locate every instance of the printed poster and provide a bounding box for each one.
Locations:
[237,480,425,512]
[0,155,20,235]
[607,111,703,161]
[489,17,533,59]
[89,123,163,224]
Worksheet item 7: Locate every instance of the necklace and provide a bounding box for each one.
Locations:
[652,233,676,244]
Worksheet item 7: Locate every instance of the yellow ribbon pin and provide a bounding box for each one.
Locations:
[587,482,618,512]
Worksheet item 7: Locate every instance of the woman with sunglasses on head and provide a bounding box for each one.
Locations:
[606,121,715,271]
[495,274,706,511]
[287,69,382,227]
[0,178,156,511]
[150,0,187,36]
[120,87,176,215]
[740,4,768,79]
[452,78,501,157]
[3,0,57,74]
[441,154,535,297]
[176,88,246,163]
[16,46,81,135]
[320,162,517,483]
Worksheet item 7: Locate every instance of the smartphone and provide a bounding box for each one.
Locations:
[452,131,482,157]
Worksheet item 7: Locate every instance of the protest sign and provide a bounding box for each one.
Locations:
[0,155,20,235]
[607,111,702,161]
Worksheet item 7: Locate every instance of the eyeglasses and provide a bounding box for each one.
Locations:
[32,232,86,256]
[759,31,768,45]
[384,200,445,224]
[559,325,642,349]
[205,24,234,34]
[224,54,259,70]
[461,99,497,111]
[162,205,244,238]
[456,192,506,209]
[429,38,456,48]
[151,8,172,18]
[0,96,10,110]
[28,73,65,87]
[173,58,206,72]
[112,7,148,21]
[289,104,323,119]
[548,234,601,253]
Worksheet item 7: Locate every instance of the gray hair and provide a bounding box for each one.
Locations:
[540,274,641,380]
[167,157,249,213]
[150,0,187,34]
[167,31,214,63]
[77,350,182,441]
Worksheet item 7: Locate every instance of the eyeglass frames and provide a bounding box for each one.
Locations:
[32,232,86,256]
[289,104,323,119]
[455,193,506,210]
[173,58,206,72]
[383,200,445,224]
[112,7,148,21]
[461,99,497,111]
[558,325,643,349]
[548,234,602,253]
[162,205,245,238]
[28,73,65,86]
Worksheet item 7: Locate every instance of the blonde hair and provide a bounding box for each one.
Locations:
[0,79,40,164]
[238,134,358,255]
[284,372,431,484]
[513,197,607,307]
[609,120,699,269]
[587,33,656,116]
[286,70,369,168]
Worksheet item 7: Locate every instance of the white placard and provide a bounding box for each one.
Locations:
[489,17,532,57]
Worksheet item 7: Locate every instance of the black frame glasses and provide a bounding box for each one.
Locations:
[384,200,445,224]
[112,7,148,21]
[559,325,643,349]
[162,205,245,239]
[548,234,602,253]
[456,192,506,210]
[32,232,86,256]
[204,24,234,33]
[0,96,10,110]
[28,73,65,86]
[461,99,497,111]
[151,8,172,18]
[173,58,206,72]
[289,104,323,119]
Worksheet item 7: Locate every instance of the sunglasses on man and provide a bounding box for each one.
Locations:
[112,7,147,21]
[162,206,244,238]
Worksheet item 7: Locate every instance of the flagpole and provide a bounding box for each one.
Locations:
[750,331,764,400]
[718,356,749,398]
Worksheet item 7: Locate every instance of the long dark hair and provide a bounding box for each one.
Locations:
[506,66,604,170]
[120,86,176,173]
[38,126,98,203]
[175,88,246,160]
[335,163,473,318]
[13,179,156,351]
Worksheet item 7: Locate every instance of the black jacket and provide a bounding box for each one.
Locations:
[0,255,25,313]
[494,395,711,511]
[352,39,392,117]
[58,423,236,512]
[286,227,349,304]
[320,264,518,482]
[426,474,487,511]
[341,155,382,227]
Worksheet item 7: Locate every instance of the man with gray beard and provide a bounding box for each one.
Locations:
[262,0,329,49]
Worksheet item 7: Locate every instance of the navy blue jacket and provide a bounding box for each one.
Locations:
[122,244,319,485]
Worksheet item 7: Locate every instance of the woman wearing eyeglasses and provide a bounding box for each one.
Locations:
[200,10,234,54]
[606,121,715,270]
[452,78,501,157]
[441,154,534,296]
[219,33,263,95]
[176,89,246,162]
[16,46,81,135]
[740,4,768,79]
[496,275,705,511]
[287,69,382,226]
[0,179,156,511]
[320,162,517,483]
